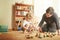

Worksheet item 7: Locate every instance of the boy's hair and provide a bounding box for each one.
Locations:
[46,7,54,14]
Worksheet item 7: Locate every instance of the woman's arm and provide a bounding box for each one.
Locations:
[53,13,60,35]
[38,14,45,27]
[38,14,45,32]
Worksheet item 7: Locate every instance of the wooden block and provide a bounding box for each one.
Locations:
[25,31,37,39]
[38,33,45,38]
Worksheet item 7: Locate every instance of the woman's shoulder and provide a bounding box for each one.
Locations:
[42,13,46,18]
[53,13,58,17]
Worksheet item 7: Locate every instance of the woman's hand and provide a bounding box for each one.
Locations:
[38,27,42,32]
[57,30,60,35]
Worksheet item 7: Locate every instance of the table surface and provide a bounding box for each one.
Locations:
[0,31,60,40]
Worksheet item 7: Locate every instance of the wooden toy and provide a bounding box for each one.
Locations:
[25,31,37,39]
[36,32,57,38]
[25,27,57,39]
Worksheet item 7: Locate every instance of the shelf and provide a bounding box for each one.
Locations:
[16,9,30,12]
[15,3,33,6]
[12,3,34,31]
[16,15,25,17]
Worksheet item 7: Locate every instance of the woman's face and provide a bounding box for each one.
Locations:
[46,13,53,18]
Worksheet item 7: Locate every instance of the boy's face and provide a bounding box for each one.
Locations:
[46,13,53,18]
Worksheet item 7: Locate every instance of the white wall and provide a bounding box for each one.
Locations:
[0,0,10,27]
[58,0,60,17]
[34,0,59,22]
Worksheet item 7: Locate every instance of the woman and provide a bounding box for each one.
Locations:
[38,7,60,34]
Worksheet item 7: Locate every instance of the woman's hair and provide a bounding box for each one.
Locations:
[46,7,54,14]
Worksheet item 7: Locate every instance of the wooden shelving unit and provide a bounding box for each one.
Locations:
[12,3,34,31]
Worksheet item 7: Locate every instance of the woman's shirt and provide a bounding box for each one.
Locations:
[39,13,60,30]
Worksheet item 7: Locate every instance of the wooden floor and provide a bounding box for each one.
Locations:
[0,31,60,40]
